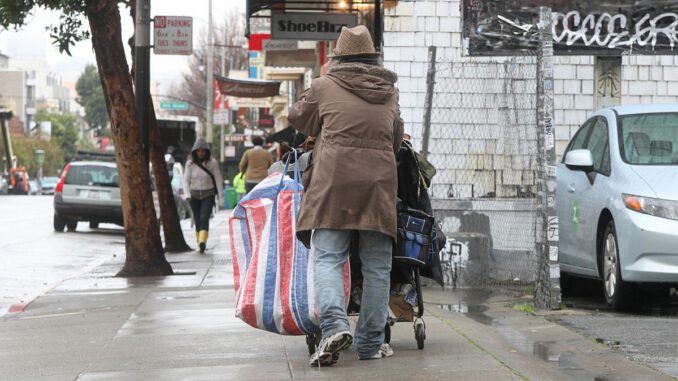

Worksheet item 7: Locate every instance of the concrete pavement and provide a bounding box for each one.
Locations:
[1,210,674,380]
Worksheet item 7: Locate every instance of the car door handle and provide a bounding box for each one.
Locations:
[567,184,576,193]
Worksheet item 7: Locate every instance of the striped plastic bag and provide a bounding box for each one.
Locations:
[229,155,349,335]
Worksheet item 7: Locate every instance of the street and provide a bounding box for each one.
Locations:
[554,280,678,377]
[0,196,123,315]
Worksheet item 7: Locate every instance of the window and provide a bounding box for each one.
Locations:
[562,118,594,162]
[619,113,678,165]
[66,165,119,187]
[585,118,611,176]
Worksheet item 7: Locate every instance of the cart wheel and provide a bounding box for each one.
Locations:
[384,322,391,344]
[415,323,426,350]
[306,334,318,356]
[306,333,322,355]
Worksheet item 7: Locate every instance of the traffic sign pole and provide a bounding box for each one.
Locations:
[135,0,151,166]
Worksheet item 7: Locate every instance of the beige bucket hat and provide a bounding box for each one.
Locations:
[330,25,381,58]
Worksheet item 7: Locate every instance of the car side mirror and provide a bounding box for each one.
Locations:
[565,149,594,172]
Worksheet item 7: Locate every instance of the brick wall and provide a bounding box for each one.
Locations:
[384,0,678,160]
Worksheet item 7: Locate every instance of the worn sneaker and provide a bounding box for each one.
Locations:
[309,331,353,367]
[360,343,394,360]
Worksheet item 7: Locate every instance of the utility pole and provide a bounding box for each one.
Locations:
[205,0,214,144]
[0,110,14,172]
[220,44,226,163]
[134,0,151,165]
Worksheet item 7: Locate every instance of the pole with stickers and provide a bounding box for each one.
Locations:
[534,6,561,310]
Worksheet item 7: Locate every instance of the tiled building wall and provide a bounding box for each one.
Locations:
[384,0,678,196]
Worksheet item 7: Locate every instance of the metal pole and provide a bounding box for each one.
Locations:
[534,6,561,310]
[421,46,436,159]
[134,0,151,166]
[220,45,226,164]
[206,0,215,144]
[373,0,382,50]
[0,111,14,171]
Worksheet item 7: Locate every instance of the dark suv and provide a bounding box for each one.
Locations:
[53,159,122,232]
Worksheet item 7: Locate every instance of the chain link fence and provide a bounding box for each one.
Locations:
[424,53,544,295]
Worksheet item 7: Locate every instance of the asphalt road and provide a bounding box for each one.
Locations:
[551,277,678,378]
[0,195,124,315]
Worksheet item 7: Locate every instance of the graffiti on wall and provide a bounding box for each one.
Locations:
[440,238,469,288]
[463,0,678,56]
[596,56,622,109]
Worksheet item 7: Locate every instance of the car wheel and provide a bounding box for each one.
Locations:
[66,221,78,232]
[602,221,638,311]
[89,221,99,229]
[54,214,66,232]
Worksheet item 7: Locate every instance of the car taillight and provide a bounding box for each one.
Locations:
[55,163,71,194]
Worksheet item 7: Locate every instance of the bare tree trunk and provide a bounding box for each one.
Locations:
[149,106,192,252]
[85,0,172,276]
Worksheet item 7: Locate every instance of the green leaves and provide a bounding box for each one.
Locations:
[36,109,80,162]
[0,0,90,55]
[76,64,109,132]
[47,13,90,56]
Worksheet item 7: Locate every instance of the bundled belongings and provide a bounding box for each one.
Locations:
[229,154,350,335]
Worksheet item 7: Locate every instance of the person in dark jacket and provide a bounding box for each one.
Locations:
[183,138,224,253]
[289,25,404,366]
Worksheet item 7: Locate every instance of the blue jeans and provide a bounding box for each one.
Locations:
[312,229,392,358]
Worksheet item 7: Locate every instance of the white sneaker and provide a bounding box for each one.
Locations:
[309,331,353,367]
[360,343,394,360]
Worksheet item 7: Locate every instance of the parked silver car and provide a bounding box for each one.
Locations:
[557,104,678,309]
[54,160,122,231]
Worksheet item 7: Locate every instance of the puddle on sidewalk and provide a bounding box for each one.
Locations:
[432,290,605,380]
[437,302,494,326]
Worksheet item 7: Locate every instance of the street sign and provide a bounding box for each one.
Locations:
[271,12,357,41]
[224,134,249,142]
[214,111,229,125]
[153,16,193,55]
[160,101,189,111]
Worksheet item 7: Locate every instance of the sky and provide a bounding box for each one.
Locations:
[0,0,245,92]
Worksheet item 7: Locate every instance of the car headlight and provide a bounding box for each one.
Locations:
[623,194,678,221]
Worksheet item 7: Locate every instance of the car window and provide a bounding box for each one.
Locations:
[585,118,611,175]
[619,112,678,165]
[563,118,594,162]
[66,165,119,187]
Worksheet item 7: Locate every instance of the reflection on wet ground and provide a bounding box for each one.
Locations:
[426,286,678,379]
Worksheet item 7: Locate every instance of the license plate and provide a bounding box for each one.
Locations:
[89,191,101,199]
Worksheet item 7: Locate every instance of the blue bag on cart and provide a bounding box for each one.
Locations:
[393,208,434,267]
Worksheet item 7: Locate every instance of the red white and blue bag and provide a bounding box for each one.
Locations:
[229,153,349,335]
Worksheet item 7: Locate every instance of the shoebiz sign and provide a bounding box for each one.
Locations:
[271,12,357,41]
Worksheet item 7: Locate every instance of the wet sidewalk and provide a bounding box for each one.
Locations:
[0,211,673,381]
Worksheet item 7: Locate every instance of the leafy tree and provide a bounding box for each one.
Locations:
[0,0,172,277]
[36,109,80,161]
[76,64,109,132]
[0,135,64,177]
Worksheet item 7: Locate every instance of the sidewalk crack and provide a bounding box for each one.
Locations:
[281,335,295,379]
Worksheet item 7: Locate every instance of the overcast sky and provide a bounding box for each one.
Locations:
[0,0,245,92]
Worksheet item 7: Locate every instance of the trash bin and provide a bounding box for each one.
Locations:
[224,186,238,209]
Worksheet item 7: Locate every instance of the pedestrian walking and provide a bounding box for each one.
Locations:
[183,138,224,253]
[239,136,274,193]
[289,25,404,366]
[232,171,247,201]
